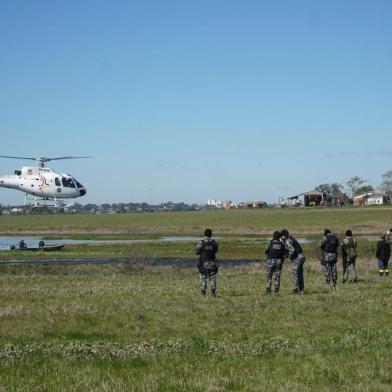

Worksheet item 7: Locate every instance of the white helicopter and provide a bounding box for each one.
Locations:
[0,155,89,207]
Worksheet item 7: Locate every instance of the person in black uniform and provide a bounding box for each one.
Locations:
[264,231,286,295]
[196,228,219,297]
[376,234,391,277]
[319,229,340,292]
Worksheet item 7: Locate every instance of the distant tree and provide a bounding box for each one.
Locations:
[355,185,375,195]
[315,184,332,195]
[346,176,366,196]
[330,183,344,195]
[380,170,392,203]
[315,183,344,196]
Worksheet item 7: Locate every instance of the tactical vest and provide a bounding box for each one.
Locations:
[325,234,339,253]
[343,237,357,259]
[198,238,217,261]
[267,239,285,259]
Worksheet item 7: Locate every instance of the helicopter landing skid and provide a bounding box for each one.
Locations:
[24,194,73,208]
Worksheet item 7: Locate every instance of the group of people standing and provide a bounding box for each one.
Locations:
[195,228,392,297]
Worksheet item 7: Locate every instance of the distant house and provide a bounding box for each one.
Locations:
[245,201,266,208]
[288,191,327,207]
[354,192,384,206]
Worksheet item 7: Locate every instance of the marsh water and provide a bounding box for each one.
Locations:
[0,236,314,250]
[0,257,258,266]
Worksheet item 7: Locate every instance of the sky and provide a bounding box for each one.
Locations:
[0,0,391,205]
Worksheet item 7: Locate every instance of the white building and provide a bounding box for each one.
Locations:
[354,192,384,206]
[207,198,223,208]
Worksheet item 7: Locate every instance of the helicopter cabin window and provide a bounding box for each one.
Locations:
[55,178,61,186]
[61,177,76,188]
[28,169,33,175]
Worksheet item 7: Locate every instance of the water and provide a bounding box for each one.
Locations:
[0,236,203,250]
[0,235,313,250]
[0,257,257,267]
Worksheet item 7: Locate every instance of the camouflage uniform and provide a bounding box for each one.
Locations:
[196,236,219,296]
[319,233,339,289]
[199,261,217,292]
[265,258,284,291]
[341,236,357,283]
[264,236,286,293]
[285,236,305,292]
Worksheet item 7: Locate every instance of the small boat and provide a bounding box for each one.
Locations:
[10,244,64,252]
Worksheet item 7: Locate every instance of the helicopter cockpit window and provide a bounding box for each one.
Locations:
[74,179,83,188]
[61,177,76,188]
[55,177,61,186]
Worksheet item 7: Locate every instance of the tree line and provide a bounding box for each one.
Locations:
[314,170,392,203]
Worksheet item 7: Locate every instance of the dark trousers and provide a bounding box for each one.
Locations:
[378,260,389,276]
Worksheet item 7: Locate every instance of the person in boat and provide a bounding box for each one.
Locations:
[18,239,27,249]
[38,240,45,249]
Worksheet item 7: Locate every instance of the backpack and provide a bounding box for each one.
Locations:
[325,234,339,253]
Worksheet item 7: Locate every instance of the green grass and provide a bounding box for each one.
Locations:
[0,260,391,390]
[0,206,391,236]
[0,208,390,390]
[0,238,379,261]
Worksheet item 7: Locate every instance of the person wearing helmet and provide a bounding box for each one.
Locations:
[341,229,358,283]
[281,229,306,294]
[264,231,286,295]
[18,239,27,249]
[319,229,340,292]
[196,228,219,297]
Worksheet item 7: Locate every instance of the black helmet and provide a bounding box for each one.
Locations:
[324,229,331,236]
[204,228,212,237]
[281,229,289,239]
[273,231,281,240]
[345,229,352,237]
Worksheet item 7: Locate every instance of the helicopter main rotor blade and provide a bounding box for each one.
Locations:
[43,156,92,161]
[0,155,36,161]
[0,155,92,162]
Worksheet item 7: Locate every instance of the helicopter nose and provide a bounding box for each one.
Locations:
[80,188,87,196]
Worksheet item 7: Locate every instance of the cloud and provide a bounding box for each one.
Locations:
[324,150,392,159]
[155,162,191,170]
[324,151,357,158]
[367,150,392,158]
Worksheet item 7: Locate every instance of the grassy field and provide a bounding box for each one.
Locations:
[0,261,391,391]
[0,206,391,236]
[0,208,391,390]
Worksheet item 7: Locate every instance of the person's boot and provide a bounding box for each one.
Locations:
[386,271,390,277]
[274,287,280,294]
[264,288,272,295]
[290,288,300,295]
[379,271,384,278]
[201,290,206,297]
[211,289,216,297]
